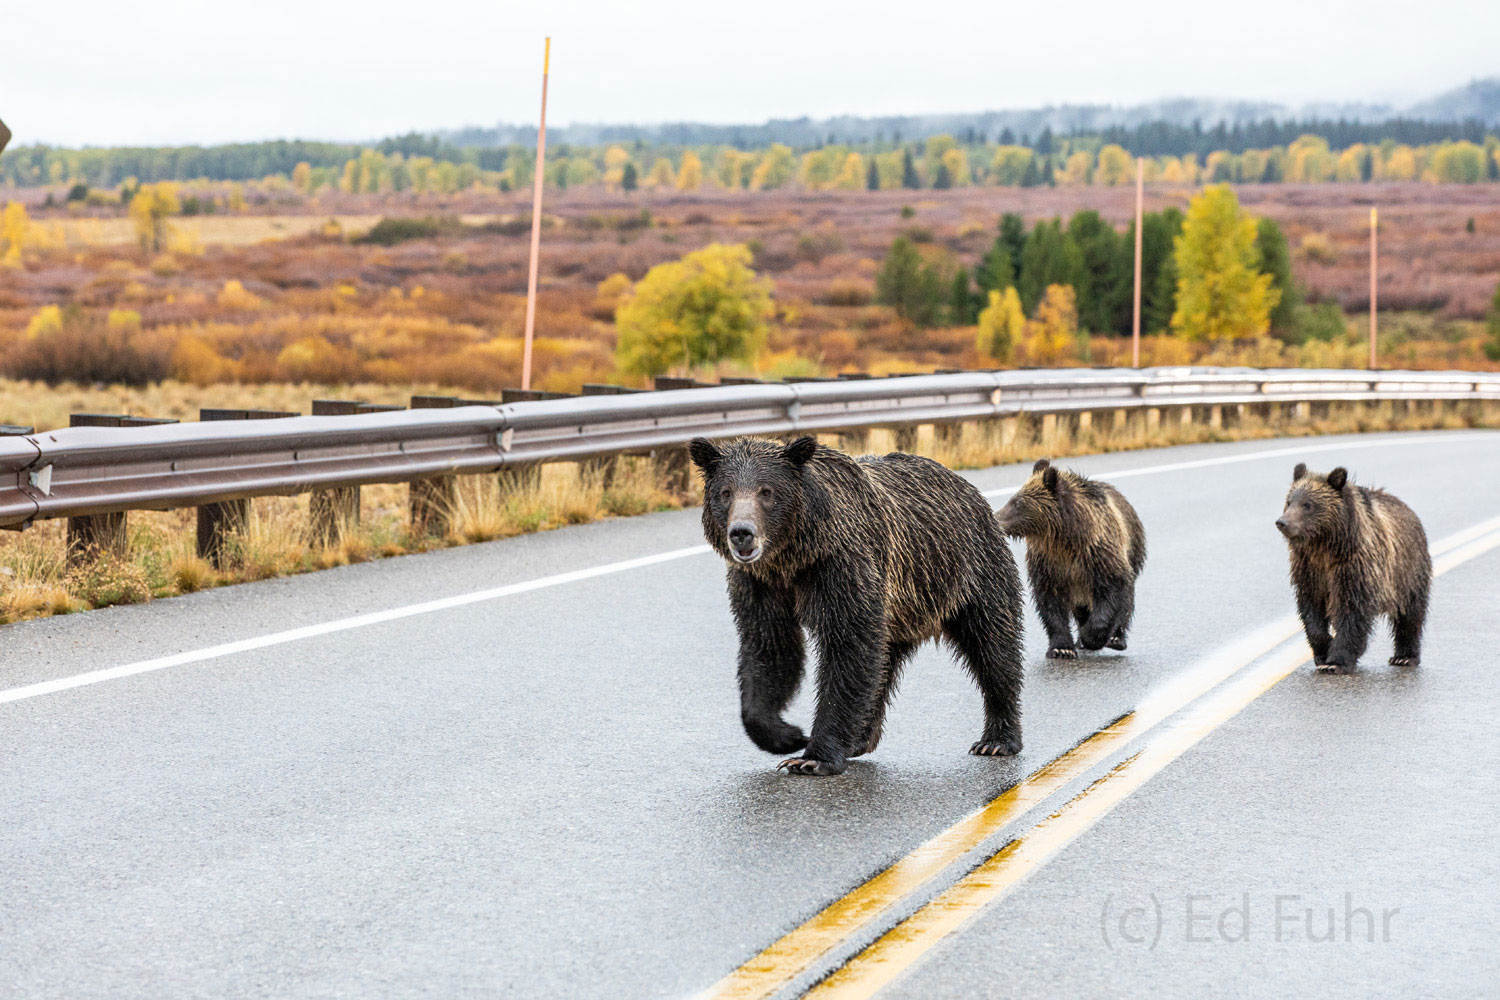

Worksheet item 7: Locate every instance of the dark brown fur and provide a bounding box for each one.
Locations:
[1277,463,1431,671]
[690,436,1025,776]
[995,459,1147,658]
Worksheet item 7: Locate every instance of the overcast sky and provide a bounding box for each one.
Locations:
[8,0,1499,147]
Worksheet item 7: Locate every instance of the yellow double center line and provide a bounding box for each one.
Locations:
[702,514,1500,1000]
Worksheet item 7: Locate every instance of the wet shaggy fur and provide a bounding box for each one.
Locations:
[689,435,1026,776]
[1277,463,1431,672]
[995,459,1146,659]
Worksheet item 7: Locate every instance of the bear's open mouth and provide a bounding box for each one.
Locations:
[730,541,764,563]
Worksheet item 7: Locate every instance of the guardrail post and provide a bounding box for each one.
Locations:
[65,414,177,562]
[838,429,870,453]
[196,408,296,567]
[407,396,465,537]
[893,426,918,452]
[307,400,368,546]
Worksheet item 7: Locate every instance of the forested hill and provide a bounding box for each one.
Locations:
[444,78,1500,148]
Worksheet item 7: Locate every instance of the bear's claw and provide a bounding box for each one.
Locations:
[1106,633,1128,651]
[1046,646,1078,659]
[777,757,845,776]
[970,739,1021,757]
[1388,655,1418,667]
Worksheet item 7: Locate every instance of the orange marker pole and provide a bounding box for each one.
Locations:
[1132,157,1144,369]
[521,37,551,391]
[1368,206,1378,370]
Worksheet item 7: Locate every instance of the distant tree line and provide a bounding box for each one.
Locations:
[6,123,1500,191]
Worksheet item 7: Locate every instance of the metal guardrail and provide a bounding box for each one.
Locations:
[3,366,1498,531]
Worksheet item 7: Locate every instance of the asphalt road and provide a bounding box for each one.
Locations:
[2,430,1498,999]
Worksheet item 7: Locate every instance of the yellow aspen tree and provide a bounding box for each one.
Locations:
[645,157,677,189]
[1170,185,1278,341]
[676,151,704,191]
[1095,145,1134,185]
[1023,285,1078,363]
[832,152,866,190]
[976,286,1025,361]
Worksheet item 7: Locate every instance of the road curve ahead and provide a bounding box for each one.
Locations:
[3,430,1499,999]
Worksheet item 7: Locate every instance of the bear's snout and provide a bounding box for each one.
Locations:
[1275,515,1297,539]
[728,521,762,562]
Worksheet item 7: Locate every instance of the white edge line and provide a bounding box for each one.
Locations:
[0,545,711,706]
[5,431,1499,707]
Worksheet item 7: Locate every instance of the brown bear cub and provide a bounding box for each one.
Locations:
[690,435,1026,776]
[995,459,1147,659]
[1276,463,1431,672]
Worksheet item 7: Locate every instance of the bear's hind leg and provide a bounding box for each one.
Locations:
[1106,584,1135,651]
[1078,581,1127,652]
[1390,599,1427,667]
[944,598,1024,757]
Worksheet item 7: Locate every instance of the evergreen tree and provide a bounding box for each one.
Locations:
[1020,157,1041,187]
[876,236,944,326]
[948,266,978,324]
[1040,157,1055,187]
[1067,210,1131,335]
[1486,276,1500,361]
[975,237,1015,298]
[1140,208,1184,334]
[866,157,880,191]
[998,213,1027,276]
[901,148,921,189]
[621,162,638,192]
[933,162,954,189]
[1016,219,1085,315]
[1254,217,1302,337]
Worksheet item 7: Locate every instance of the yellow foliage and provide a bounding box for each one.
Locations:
[129,183,180,254]
[615,243,772,377]
[1023,285,1078,364]
[217,279,263,310]
[1,202,30,267]
[106,309,142,332]
[26,304,63,339]
[976,287,1025,362]
[676,152,704,191]
[1095,145,1134,185]
[170,335,236,385]
[645,157,677,189]
[833,152,866,191]
[1171,185,1278,341]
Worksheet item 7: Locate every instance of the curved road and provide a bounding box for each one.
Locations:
[3,430,1498,998]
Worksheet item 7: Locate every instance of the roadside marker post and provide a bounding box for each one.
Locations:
[521,37,551,391]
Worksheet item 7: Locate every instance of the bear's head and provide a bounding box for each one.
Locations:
[689,435,817,566]
[995,458,1066,539]
[1276,463,1349,544]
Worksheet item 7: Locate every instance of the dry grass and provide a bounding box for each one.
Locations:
[0,454,691,626]
[0,377,476,431]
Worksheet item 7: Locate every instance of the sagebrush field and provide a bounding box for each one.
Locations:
[1,182,1498,431]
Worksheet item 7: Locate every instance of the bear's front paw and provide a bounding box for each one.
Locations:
[744,718,809,755]
[1316,658,1357,674]
[1046,645,1078,660]
[1388,655,1419,667]
[777,756,846,776]
[1106,633,1128,651]
[970,737,1021,757]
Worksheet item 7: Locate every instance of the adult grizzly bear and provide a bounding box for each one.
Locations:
[994,459,1146,659]
[689,435,1025,776]
[1276,463,1431,671]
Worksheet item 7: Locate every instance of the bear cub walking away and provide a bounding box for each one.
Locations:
[690,435,1026,776]
[1276,463,1431,671]
[994,459,1146,659]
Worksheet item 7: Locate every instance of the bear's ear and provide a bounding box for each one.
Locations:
[782,435,818,467]
[1032,458,1051,474]
[1042,466,1059,493]
[688,438,722,473]
[1292,462,1307,481]
[1326,467,1348,491]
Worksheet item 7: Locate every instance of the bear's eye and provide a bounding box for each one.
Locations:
[1301,501,1312,511]
[758,487,773,502]
[719,487,732,501]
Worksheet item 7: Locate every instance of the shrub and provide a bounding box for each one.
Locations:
[355,215,462,245]
[66,552,152,608]
[6,305,170,385]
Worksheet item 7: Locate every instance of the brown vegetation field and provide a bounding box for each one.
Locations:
[1,182,1497,431]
